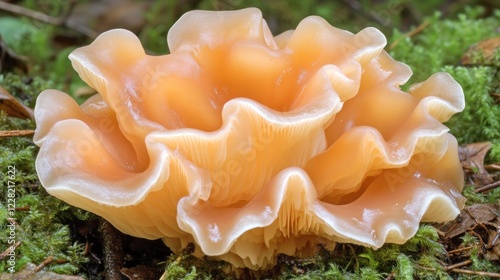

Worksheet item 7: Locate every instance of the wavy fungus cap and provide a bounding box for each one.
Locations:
[34,8,465,269]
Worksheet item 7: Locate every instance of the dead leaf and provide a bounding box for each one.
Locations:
[0,86,33,119]
[458,142,494,186]
[442,204,499,240]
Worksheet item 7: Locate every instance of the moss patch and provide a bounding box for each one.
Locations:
[0,76,91,275]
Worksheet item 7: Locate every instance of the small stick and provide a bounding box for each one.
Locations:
[0,130,35,137]
[0,241,21,260]
[447,246,473,255]
[34,255,53,272]
[485,164,500,170]
[466,208,487,232]
[469,229,487,247]
[84,239,90,256]
[445,259,472,271]
[475,180,500,193]
[388,20,430,50]
[15,206,30,211]
[451,268,500,278]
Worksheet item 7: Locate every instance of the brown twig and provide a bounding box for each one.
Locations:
[469,230,487,249]
[485,164,500,170]
[84,239,90,256]
[34,256,53,272]
[447,246,473,255]
[475,180,500,193]
[466,207,489,234]
[0,130,35,137]
[15,206,30,211]
[388,20,430,50]
[451,268,500,278]
[0,1,97,38]
[0,241,21,260]
[445,259,472,271]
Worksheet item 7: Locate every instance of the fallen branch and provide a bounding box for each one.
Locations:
[451,268,500,278]
[475,180,500,193]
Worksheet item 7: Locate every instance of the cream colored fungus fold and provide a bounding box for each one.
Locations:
[34,8,465,269]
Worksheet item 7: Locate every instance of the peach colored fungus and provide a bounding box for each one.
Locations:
[34,8,466,269]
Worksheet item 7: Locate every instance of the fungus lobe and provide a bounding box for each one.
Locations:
[34,8,465,269]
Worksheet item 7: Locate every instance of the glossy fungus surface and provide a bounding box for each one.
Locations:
[34,8,465,269]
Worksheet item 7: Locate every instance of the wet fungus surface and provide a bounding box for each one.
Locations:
[34,8,466,269]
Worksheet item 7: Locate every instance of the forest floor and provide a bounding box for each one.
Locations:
[0,1,499,279]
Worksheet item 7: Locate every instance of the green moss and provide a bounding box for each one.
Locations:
[0,140,91,274]
[389,6,499,84]
[163,258,198,280]
[395,254,413,280]
[0,73,53,108]
[462,183,500,206]
[0,74,90,274]
[0,14,85,100]
[160,225,452,279]
[453,233,500,280]
[445,65,500,162]
[0,17,53,65]
[263,223,485,280]
[0,148,88,273]
[162,248,235,279]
